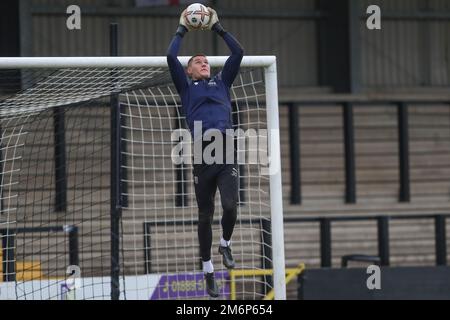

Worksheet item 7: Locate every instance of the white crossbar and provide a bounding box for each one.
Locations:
[0,56,276,69]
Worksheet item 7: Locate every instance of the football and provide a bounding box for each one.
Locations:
[184,3,210,29]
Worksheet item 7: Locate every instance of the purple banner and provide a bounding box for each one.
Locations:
[150,271,230,299]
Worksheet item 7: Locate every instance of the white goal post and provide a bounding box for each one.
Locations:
[0,56,286,300]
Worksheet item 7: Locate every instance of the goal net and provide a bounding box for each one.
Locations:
[0,56,285,300]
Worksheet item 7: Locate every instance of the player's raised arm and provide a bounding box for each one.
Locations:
[166,9,192,94]
[207,7,244,88]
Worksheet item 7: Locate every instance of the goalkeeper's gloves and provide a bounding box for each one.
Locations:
[176,9,191,37]
[206,7,226,36]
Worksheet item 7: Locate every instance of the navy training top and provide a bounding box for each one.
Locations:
[166,31,244,139]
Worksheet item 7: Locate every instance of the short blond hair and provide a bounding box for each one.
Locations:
[188,54,207,67]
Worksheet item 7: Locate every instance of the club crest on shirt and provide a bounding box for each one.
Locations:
[207,79,217,86]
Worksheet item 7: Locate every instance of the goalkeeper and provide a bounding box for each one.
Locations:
[167,7,244,298]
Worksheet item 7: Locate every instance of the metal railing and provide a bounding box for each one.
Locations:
[143,218,272,274]
[0,225,79,282]
[284,98,450,204]
[284,214,448,268]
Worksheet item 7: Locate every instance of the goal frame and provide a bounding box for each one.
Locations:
[0,56,286,300]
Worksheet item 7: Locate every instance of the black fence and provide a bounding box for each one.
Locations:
[144,213,447,273]
[143,218,272,275]
[0,225,79,282]
[285,214,448,268]
[284,98,450,204]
